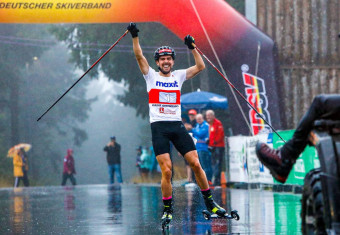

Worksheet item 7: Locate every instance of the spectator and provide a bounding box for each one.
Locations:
[136,146,142,176]
[139,147,153,181]
[149,146,159,178]
[13,148,29,187]
[191,114,213,184]
[103,136,123,184]
[206,110,225,186]
[61,149,76,186]
[188,109,197,127]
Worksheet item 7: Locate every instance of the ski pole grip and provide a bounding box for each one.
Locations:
[192,42,197,48]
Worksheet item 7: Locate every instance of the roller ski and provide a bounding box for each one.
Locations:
[161,206,172,231]
[202,209,240,221]
[202,194,240,221]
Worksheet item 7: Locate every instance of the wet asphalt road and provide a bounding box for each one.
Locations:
[0,184,302,235]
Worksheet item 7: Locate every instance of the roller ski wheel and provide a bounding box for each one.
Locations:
[231,210,240,220]
[202,210,211,220]
[202,209,240,221]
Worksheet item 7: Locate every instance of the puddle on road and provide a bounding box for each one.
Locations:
[0,184,302,234]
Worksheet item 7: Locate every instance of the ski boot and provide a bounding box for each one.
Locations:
[202,195,240,221]
[161,206,172,231]
[204,195,226,216]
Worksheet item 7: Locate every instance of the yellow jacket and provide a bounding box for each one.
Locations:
[13,153,24,177]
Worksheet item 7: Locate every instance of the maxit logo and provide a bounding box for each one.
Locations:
[156,81,178,87]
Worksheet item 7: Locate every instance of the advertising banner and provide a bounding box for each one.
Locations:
[0,0,284,135]
[228,134,273,184]
[228,130,319,185]
[228,136,248,183]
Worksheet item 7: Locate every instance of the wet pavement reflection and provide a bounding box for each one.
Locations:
[0,184,302,234]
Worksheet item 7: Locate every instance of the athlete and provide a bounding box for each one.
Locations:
[127,22,226,226]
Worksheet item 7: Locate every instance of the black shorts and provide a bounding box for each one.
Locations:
[151,121,196,157]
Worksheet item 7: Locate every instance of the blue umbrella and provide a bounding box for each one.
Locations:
[181,90,228,110]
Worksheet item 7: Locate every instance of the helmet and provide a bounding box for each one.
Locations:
[154,46,175,61]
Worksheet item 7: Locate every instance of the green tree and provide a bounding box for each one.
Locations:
[0,25,93,185]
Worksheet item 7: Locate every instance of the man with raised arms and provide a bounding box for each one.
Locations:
[127,22,226,227]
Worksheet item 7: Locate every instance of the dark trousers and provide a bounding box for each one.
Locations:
[61,173,76,186]
[283,94,340,159]
[14,172,29,187]
[108,164,123,184]
[211,147,225,185]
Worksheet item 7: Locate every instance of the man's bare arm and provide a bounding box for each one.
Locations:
[127,23,149,75]
[184,35,205,79]
[186,48,205,79]
[132,37,149,75]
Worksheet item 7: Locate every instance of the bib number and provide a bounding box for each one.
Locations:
[159,92,177,103]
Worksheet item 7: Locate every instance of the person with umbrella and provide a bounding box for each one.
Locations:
[7,143,31,188]
[13,147,29,187]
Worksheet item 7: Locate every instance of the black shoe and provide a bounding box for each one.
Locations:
[204,196,226,216]
[255,142,295,183]
[161,207,172,226]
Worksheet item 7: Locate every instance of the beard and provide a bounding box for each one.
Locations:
[158,66,171,75]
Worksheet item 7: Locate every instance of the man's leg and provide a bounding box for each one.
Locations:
[61,174,67,186]
[186,165,193,183]
[184,150,209,189]
[70,174,77,185]
[197,151,212,182]
[114,164,123,183]
[184,150,226,216]
[283,94,340,157]
[156,153,173,225]
[199,151,213,182]
[156,153,172,198]
[108,165,114,184]
[211,148,219,185]
[213,148,224,186]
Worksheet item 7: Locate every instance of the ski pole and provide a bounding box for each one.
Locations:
[37,29,129,122]
[193,43,286,143]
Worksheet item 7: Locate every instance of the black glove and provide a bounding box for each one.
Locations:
[127,22,139,38]
[184,35,195,50]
